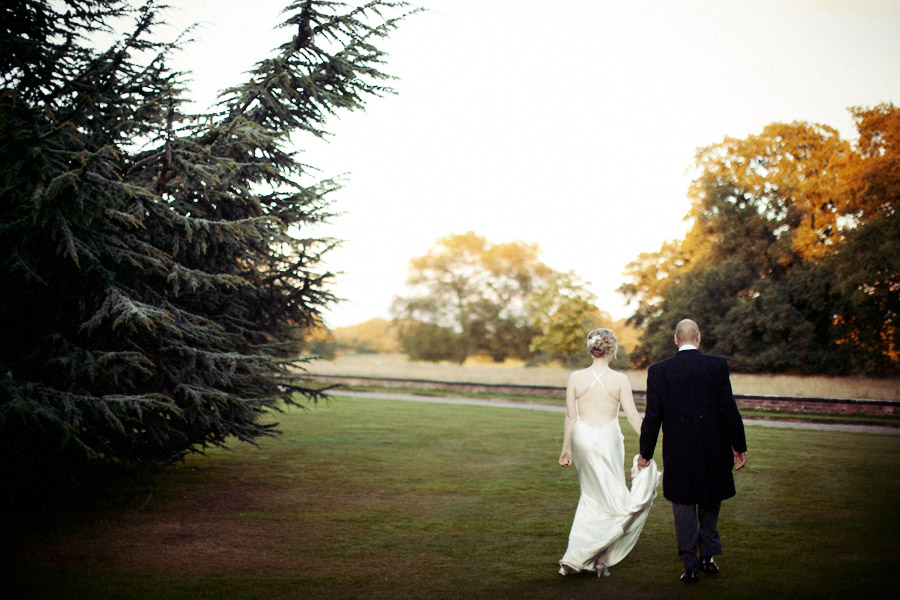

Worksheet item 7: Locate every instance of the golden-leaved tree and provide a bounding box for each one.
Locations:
[527,271,636,368]
[621,105,898,374]
[392,232,552,363]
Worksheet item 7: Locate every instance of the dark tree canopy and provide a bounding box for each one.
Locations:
[0,0,414,484]
[621,106,899,375]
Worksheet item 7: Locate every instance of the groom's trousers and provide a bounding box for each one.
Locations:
[672,502,722,571]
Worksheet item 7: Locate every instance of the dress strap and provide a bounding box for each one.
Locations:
[578,368,607,397]
[575,368,615,417]
[590,368,617,401]
[590,367,609,385]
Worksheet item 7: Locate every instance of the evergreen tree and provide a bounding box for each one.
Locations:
[0,0,413,488]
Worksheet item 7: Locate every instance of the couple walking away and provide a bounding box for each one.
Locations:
[558,319,747,584]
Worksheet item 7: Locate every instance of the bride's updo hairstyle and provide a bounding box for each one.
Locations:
[586,328,618,359]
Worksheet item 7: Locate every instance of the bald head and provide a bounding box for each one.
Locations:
[674,319,700,347]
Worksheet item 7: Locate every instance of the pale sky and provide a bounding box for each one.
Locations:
[164,0,900,328]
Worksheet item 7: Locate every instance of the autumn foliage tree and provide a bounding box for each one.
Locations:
[621,105,899,374]
[392,232,552,363]
[0,0,413,496]
[828,105,900,371]
[527,272,631,368]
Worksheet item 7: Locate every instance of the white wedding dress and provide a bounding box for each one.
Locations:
[559,370,661,576]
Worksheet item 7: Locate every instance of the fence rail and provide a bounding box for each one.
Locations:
[307,374,900,417]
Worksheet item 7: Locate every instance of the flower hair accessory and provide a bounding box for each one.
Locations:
[586,328,618,358]
[586,334,604,349]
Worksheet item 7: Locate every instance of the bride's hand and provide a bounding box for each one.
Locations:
[559,451,572,468]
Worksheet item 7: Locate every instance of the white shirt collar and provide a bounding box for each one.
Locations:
[678,344,698,351]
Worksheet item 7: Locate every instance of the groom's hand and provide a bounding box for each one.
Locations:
[636,455,650,470]
[734,451,747,471]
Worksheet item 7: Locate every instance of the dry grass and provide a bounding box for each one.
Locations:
[308,353,900,401]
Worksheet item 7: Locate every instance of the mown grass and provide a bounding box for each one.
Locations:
[334,384,900,427]
[4,396,900,599]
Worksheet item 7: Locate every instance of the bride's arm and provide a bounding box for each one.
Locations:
[618,375,642,436]
[559,374,577,467]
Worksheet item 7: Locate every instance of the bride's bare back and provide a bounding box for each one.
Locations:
[570,367,625,427]
[567,364,642,435]
[558,329,642,469]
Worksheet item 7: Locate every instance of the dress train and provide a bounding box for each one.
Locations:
[559,418,661,575]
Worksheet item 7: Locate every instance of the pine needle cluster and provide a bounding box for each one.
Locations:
[0,0,414,478]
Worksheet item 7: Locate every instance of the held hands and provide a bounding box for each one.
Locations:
[734,451,747,471]
[636,455,650,471]
[559,450,572,468]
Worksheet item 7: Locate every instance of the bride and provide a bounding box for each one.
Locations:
[558,328,661,577]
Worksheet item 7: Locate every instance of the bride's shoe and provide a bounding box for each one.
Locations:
[595,562,610,578]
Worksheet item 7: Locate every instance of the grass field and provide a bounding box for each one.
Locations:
[5,395,900,599]
[309,353,900,401]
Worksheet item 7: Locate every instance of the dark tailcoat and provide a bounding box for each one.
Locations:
[639,349,747,505]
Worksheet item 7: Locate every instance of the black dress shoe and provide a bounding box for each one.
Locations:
[700,556,719,575]
[680,570,699,583]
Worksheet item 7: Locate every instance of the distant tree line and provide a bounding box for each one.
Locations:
[387,232,634,369]
[368,107,898,376]
[620,105,899,375]
[299,318,403,359]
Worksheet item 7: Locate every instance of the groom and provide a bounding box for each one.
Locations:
[637,319,747,583]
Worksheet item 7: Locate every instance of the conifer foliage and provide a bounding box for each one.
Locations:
[0,0,411,475]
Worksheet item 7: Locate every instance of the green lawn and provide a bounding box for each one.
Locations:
[5,396,900,599]
[335,385,900,427]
